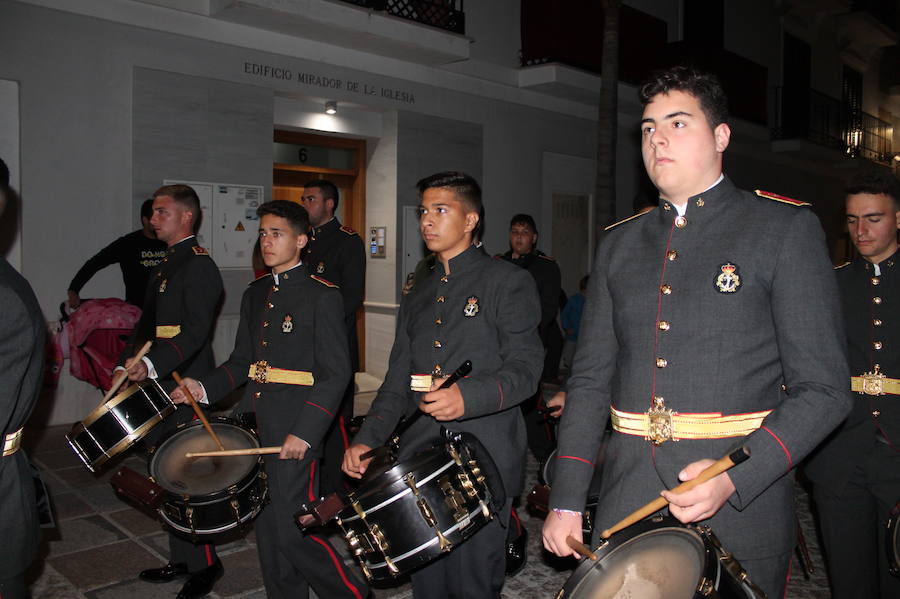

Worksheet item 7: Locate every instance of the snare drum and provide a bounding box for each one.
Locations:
[336,438,494,581]
[557,516,767,599]
[887,499,900,578]
[67,379,175,472]
[150,418,268,536]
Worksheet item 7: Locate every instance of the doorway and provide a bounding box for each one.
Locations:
[273,130,367,369]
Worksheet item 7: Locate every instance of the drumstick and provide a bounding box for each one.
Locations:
[185,446,282,458]
[172,371,225,451]
[600,446,751,539]
[360,360,473,462]
[566,536,598,561]
[98,341,153,407]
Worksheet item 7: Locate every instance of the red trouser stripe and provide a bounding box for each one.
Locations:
[308,460,317,501]
[783,557,792,599]
[339,415,349,450]
[309,534,363,599]
[510,507,522,535]
[204,544,214,566]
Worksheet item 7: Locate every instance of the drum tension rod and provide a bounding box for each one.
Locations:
[406,473,453,552]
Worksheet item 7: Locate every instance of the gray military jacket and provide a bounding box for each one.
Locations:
[353,245,544,495]
[550,176,851,558]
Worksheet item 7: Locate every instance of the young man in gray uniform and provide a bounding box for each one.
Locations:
[542,66,851,598]
[343,172,544,598]
[806,169,900,599]
[118,184,225,599]
[174,200,369,599]
[0,168,45,599]
[300,179,365,495]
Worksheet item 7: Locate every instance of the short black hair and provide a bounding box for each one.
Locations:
[153,184,202,231]
[257,200,310,234]
[845,169,900,210]
[509,213,537,233]
[416,171,483,217]
[140,198,155,220]
[304,179,340,211]
[638,65,729,128]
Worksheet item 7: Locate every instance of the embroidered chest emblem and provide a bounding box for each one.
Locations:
[159,279,167,293]
[282,314,294,333]
[463,296,480,317]
[316,261,325,274]
[715,263,741,293]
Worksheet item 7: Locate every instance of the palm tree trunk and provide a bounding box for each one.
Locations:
[594,0,620,247]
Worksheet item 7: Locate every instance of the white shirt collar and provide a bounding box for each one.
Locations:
[672,174,724,216]
[272,261,302,285]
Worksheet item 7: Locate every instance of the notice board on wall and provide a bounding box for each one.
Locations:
[163,180,263,269]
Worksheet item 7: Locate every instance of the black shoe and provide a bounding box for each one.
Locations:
[176,560,223,599]
[139,562,189,583]
[505,528,528,576]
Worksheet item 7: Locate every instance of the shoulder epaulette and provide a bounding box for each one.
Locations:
[310,275,340,288]
[834,261,851,270]
[340,225,358,236]
[754,190,811,207]
[249,272,272,285]
[604,209,652,231]
[192,246,210,255]
[538,254,556,262]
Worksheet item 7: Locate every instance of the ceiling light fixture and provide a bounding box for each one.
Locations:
[325,101,337,115]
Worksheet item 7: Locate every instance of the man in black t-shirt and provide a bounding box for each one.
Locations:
[67,198,166,307]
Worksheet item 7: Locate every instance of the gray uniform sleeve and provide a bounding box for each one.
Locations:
[727,208,851,507]
[456,267,543,419]
[353,299,413,448]
[549,241,617,512]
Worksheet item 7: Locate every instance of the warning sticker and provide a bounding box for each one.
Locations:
[235,221,245,232]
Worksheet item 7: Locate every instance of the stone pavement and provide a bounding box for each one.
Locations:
[22,413,833,599]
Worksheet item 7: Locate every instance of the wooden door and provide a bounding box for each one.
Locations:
[273,131,367,370]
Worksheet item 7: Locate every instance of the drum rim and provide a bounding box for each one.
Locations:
[340,457,458,522]
[161,492,267,535]
[67,406,175,471]
[344,442,460,504]
[360,501,492,573]
[79,379,170,428]
[149,418,261,498]
[558,516,717,599]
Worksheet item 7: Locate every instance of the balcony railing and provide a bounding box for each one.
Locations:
[337,0,465,34]
[772,87,894,164]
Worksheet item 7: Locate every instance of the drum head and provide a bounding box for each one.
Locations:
[150,423,259,496]
[567,527,705,599]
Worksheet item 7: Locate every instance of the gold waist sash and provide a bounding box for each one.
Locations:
[248,361,314,386]
[610,406,772,444]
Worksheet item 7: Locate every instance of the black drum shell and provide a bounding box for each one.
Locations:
[149,418,268,537]
[67,379,175,472]
[338,442,492,580]
[888,499,900,578]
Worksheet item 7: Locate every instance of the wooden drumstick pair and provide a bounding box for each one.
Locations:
[564,446,751,558]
